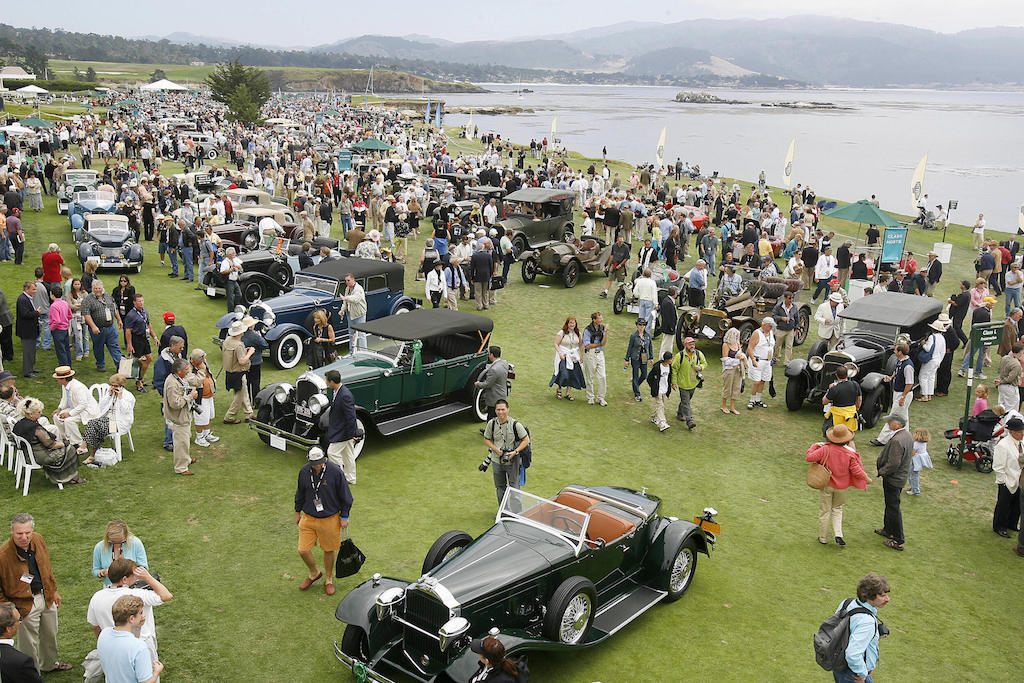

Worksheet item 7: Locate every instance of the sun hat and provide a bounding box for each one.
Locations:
[928,319,948,331]
[241,315,259,328]
[1006,417,1024,431]
[829,292,844,303]
[52,366,75,380]
[228,320,247,336]
[826,423,855,444]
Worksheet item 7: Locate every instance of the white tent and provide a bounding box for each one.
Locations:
[16,84,48,97]
[141,78,186,92]
[0,124,36,136]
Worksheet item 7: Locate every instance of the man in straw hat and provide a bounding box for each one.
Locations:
[221,319,254,424]
[51,366,100,448]
[805,424,871,545]
[916,317,948,402]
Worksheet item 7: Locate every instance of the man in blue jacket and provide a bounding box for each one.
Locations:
[324,369,359,485]
[833,573,890,683]
[294,447,353,596]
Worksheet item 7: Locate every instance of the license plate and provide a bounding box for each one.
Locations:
[694,516,721,535]
[105,257,123,263]
[295,405,313,419]
[626,304,639,314]
[269,434,287,451]
[206,287,216,296]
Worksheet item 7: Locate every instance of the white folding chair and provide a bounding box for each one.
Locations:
[87,383,134,458]
[12,433,63,496]
[0,416,13,471]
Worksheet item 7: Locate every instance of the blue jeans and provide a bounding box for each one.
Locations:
[909,469,921,494]
[51,328,71,367]
[638,299,656,330]
[340,214,353,238]
[160,405,172,448]
[833,669,872,683]
[1006,287,1022,316]
[960,343,986,374]
[37,314,52,350]
[168,246,179,275]
[91,325,122,370]
[0,237,10,261]
[631,359,648,398]
[226,280,241,312]
[182,246,194,280]
[349,315,366,352]
[813,277,831,301]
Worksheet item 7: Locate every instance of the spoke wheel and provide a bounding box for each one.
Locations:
[543,576,596,645]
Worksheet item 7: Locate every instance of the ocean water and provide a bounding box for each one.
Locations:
[438,84,1024,231]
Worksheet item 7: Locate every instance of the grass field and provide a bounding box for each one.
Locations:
[0,137,1021,683]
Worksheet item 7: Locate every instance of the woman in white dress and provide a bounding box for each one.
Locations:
[549,316,586,400]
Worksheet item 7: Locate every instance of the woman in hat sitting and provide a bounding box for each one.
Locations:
[12,397,87,485]
[76,374,136,464]
[804,424,870,546]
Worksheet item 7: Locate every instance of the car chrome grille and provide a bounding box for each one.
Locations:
[402,588,447,664]
[98,246,123,258]
[295,379,320,406]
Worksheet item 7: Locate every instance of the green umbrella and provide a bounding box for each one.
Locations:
[112,98,142,109]
[824,200,902,228]
[19,116,53,129]
[352,137,394,151]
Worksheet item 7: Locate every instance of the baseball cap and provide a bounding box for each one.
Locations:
[163,312,175,323]
[307,447,327,464]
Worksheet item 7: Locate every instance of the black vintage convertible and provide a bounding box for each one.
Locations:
[334,485,718,682]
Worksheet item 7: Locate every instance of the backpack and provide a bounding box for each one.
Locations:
[813,598,877,671]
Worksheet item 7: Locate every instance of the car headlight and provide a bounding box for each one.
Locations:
[274,383,293,404]
[844,361,859,378]
[234,305,246,315]
[262,310,275,327]
[375,587,404,620]
[895,333,911,346]
[307,393,329,415]
[438,616,470,652]
[808,355,824,371]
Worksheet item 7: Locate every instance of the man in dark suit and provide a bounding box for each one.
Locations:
[324,369,359,485]
[0,601,43,683]
[470,243,494,311]
[15,282,40,378]
[875,413,914,551]
[924,251,943,296]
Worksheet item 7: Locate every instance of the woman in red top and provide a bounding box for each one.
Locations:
[41,243,65,287]
[805,424,871,546]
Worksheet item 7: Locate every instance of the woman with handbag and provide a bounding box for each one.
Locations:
[805,424,871,546]
[308,309,336,369]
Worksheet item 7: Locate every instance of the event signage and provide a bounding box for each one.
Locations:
[880,227,908,263]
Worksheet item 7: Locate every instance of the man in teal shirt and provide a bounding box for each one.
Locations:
[833,573,890,683]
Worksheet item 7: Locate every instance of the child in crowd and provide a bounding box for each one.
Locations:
[972,384,989,416]
[909,428,933,496]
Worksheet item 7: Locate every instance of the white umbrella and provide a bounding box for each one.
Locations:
[0,124,35,136]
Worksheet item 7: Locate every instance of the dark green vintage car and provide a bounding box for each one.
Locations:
[250,310,501,455]
[334,485,719,682]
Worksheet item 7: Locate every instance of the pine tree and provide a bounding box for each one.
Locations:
[205,60,270,126]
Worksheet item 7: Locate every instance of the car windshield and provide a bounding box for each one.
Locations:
[74,191,114,203]
[498,489,589,554]
[291,273,337,295]
[86,219,127,234]
[849,320,900,340]
[353,334,408,365]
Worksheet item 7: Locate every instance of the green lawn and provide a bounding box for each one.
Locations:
[0,144,1020,683]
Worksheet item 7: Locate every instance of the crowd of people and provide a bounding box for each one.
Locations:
[0,85,1020,683]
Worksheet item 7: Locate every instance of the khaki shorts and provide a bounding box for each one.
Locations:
[298,512,341,552]
[612,265,627,282]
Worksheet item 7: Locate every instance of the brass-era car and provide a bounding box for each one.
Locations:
[334,485,718,683]
[675,272,808,349]
[520,238,611,288]
[499,187,576,253]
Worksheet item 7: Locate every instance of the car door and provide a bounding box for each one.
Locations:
[401,355,447,403]
[361,274,389,323]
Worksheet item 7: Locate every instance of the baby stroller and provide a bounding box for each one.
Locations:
[943,409,1001,473]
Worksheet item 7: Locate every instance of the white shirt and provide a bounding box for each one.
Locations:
[657,364,671,395]
[815,254,836,280]
[633,276,658,304]
[425,269,447,297]
[87,585,164,640]
[993,434,1023,493]
[483,204,498,222]
[220,256,242,280]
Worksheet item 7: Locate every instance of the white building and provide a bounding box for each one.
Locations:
[0,66,36,80]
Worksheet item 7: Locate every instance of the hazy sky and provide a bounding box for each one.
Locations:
[10,0,1024,46]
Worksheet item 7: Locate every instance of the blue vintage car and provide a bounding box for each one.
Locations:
[68,190,117,229]
[57,169,99,214]
[215,257,420,370]
[75,214,144,272]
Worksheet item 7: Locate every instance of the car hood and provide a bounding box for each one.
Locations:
[308,354,392,384]
[261,289,332,312]
[429,521,564,607]
[84,228,131,246]
[829,338,885,364]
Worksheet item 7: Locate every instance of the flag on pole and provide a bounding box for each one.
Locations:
[425,101,430,125]
[435,103,442,128]
[910,153,928,212]
[655,126,667,169]
[467,110,474,138]
[782,138,796,188]
[1018,203,1024,234]
[550,117,557,140]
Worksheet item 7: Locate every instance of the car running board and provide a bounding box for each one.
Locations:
[375,402,473,436]
[589,583,667,639]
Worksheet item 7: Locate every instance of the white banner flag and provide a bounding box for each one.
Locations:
[910,153,928,212]
[782,138,796,188]
[656,126,667,169]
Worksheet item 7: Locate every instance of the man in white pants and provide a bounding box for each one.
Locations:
[995,343,1024,413]
[583,312,608,406]
[52,366,100,446]
[746,318,777,409]
[324,370,360,484]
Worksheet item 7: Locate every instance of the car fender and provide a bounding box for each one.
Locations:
[860,371,886,394]
[520,249,536,260]
[215,312,241,330]
[785,358,809,378]
[253,382,286,412]
[559,254,577,267]
[78,244,94,263]
[334,575,407,635]
[238,271,276,286]
[645,518,711,576]
[265,323,309,343]
[388,296,418,316]
[128,244,144,262]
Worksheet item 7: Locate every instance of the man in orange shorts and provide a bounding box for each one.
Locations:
[294,447,353,596]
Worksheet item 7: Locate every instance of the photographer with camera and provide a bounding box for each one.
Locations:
[481,399,530,505]
[324,370,361,485]
[162,359,198,476]
[672,337,706,431]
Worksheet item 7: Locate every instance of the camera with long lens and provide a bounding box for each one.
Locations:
[695,373,705,389]
[478,456,490,472]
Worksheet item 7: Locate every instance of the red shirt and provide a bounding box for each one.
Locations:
[41,252,64,283]
[805,442,869,490]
